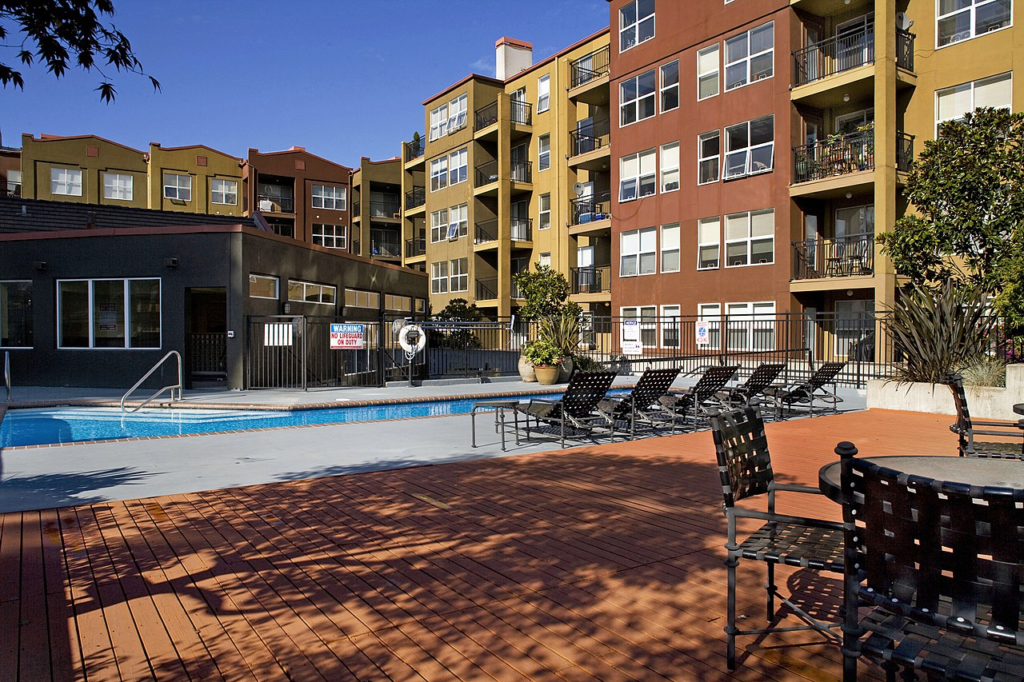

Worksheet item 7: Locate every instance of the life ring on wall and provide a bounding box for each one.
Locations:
[399,324,426,354]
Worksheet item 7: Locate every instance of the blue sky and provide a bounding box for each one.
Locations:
[3,0,609,168]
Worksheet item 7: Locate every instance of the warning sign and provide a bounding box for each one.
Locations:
[330,323,364,350]
[695,320,710,346]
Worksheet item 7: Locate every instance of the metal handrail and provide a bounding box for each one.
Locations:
[120,350,183,413]
[3,351,10,402]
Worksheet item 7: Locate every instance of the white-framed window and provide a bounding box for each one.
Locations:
[430,156,448,192]
[51,167,83,196]
[57,278,161,349]
[620,69,657,127]
[538,135,551,171]
[538,252,551,268]
[539,193,551,230]
[449,258,468,292]
[287,279,336,305]
[0,280,32,348]
[429,102,449,140]
[661,223,680,273]
[724,22,774,91]
[430,208,449,243]
[447,93,468,132]
[449,203,468,239]
[697,44,720,100]
[660,304,680,348]
[698,216,721,270]
[537,75,550,112]
[619,148,656,202]
[698,131,721,184]
[249,274,279,299]
[311,223,346,249]
[620,227,656,277]
[726,301,776,351]
[211,178,237,205]
[163,173,191,201]
[345,289,380,309]
[697,303,721,350]
[660,142,679,192]
[448,148,468,185]
[102,172,133,201]
[725,209,774,267]
[620,0,655,52]
[936,72,1012,131]
[312,184,346,210]
[724,115,774,179]
[937,0,1012,48]
[431,261,448,294]
[6,169,21,195]
[660,60,679,112]
[621,305,658,347]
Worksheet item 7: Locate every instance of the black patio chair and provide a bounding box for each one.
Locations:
[658,364,738,430]
[944,372,1024,459]
[708,406,845,670]
[514,370,616,449]
[596,367,681,439]
[838,447,1024,682]
[762,361,845,419]
[714,362,787,408]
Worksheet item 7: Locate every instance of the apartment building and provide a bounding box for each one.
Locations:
[1,134,22,198]
[401,30,613,320]
[147,143,245,216]
[352,157,403,262]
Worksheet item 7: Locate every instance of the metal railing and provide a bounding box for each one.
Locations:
[370,199,401,218]
[511,100,532,126]
[569,118,611,157]
[792,233,875,280]
[352,201,360,218]
[406,238,426,257]
[405,185,425,210]
[511,217,532,242]
[1,182,21,198]
[571,192,612,225]
[3,351,11,402]
[476,278,498,301]
[476,160,498,187]
[475,219,498,244]
[896,29,915,72]
[510,160,532,184]
[793,24,874,86]
[257,193,294,213]
[570,46,611,88]
[120,350,183,413]
[571,265,611,294]
[897,132,915,172]
[404,138,426,162]
[370,231,401,257]
[475,101,498,130]
[793,129,874,183]
[189,333,226,377]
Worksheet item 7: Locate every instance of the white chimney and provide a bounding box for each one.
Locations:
[495,37,533,80]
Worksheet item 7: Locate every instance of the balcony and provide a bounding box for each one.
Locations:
[403,138,425,165]
[510,160,532,186]
[257,193,294,213]
[793,25,875,87]
[475,219,498,246]
[369,230,401,259]
[568,46,611,105]
[568,119,611,171]
[476,277,498,302]
[510,217,532,243]
[570,265,611,295]
[475,101,498,132]
[1,182,21,198]
[791,129,913,193]
[510,100,532,126]
[475,160,498,190]
[405,186,425,211]
[792,233,874,282]
[569,192,612,234]
[369,198,401,219]
[405,238,426,259]
[896,29,915,72]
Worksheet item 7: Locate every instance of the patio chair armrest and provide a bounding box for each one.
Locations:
[971,419,1024,430]
[972,427,1024,438]
[528,398,558,406]
[730,507,845,532]
[772,483,826,496]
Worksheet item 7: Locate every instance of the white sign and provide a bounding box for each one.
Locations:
[621,318,640,342]
[622,341,644,356]
[695,320,710,346]
[263,323,293,347]
[330,323,364,350]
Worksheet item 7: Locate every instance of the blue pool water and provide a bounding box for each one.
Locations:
[0,390,627,447]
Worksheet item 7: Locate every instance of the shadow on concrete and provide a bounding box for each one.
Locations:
[0,466,148,513]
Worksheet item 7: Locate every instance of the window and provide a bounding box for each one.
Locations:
[312,223,347,249]
[621,306,658,347]
[698,217,721,270]
[430,261,448,294]
[661,305,680,348]
[620,0,655,52]
[415,298,427,313]
[447,93,468,132]
[538,135,551,171]
[619,149,656,202]
[724,115,774,179]
[0,281,32,348]
[661,223,680,272]
[449,258,468,292]
[163,173,191,201]
[538,253,551,268]
[430,156,448,191]
[539,194,551,230]
[660,142,679,192]
[660,60,679,112]
[449,203,468,239]
[725,209,774,267]
[697,44,720,100]
[724,22,774,91]
[208,178,236,205]
[312,184,346,210]
[345,289,380,309]
[287,280,336,305]
[726,301,776,350]
[429,102,449,140]
[936,72,1012,130]
[103,173,133,201]
[57,278,160,349]
[447,148,468,186]
[698,131,721,184]
[938,0,1012,47]
[249,274,279,299]
[537,75,550,112]
[51,167,82,196]
[7,169,21,195]
[697,303,721,349]
[620,69,656,126]
[385,294,412,312]
[620,227,656,277]
[430,208,449,243]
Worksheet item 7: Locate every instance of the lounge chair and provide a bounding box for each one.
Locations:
[515,370,616,448]
[944,372,1024,458]
[658,364,739,429]
[596,367,681,439]
[714,362,786,408]
[762,361,845,418]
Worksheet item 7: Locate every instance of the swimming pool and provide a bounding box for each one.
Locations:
[0,390,628,447]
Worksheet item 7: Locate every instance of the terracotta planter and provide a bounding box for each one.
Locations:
[534,365,560,385]
[518,355,537,382]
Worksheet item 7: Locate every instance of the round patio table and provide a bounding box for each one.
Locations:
[819,455,1024,504]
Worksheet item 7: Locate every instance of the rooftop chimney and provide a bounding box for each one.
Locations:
[495,37,533,80]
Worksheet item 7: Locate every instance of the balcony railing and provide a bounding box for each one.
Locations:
[475,101,498,130]
[1,182,21,198]
[405,238,426,258]
[475,160,498,187]
[256,193,294,213]
[793,24,874,86]
[896,29,915,72]
[404,138,425,162]
[792,233,874,280]
[570,265,611,295]
[896,132,915,172]
[570,192,612,225]
[370,231,401,258]
[476,277,498,301]
[405,185,425,210]
[510,100,532,126]
[370,198,401,218]
[352,201,360,218]
[569,119,610,157]
[475,219,498,244]
[511,218,532,242]
[570,46,611,88]
[792,130,913,184]
[510,160,532,184]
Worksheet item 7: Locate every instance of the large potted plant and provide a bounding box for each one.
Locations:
[523,339,562,385]
[540,311,581,382]
[512,264,581,382]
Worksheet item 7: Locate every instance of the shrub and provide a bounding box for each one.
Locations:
[522,339,562,367]
[538,312,580,358]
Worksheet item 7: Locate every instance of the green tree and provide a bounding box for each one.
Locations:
[1,1,159,102]
[432,298,483,348]
[877,107,1024,328]
[512,264,580,321]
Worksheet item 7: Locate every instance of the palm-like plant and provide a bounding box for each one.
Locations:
[539,312,581,359]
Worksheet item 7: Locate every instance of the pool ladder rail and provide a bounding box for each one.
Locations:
[120,350,183,413]
[3,351,11,402]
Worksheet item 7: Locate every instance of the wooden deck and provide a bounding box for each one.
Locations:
[1,409,961,681]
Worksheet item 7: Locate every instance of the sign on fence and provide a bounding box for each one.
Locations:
[695,320,710,346]
[264,323,294,347]
[621,319,642,355]
[330,323,364,350]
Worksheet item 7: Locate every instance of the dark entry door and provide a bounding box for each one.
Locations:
[185,287,227,386]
